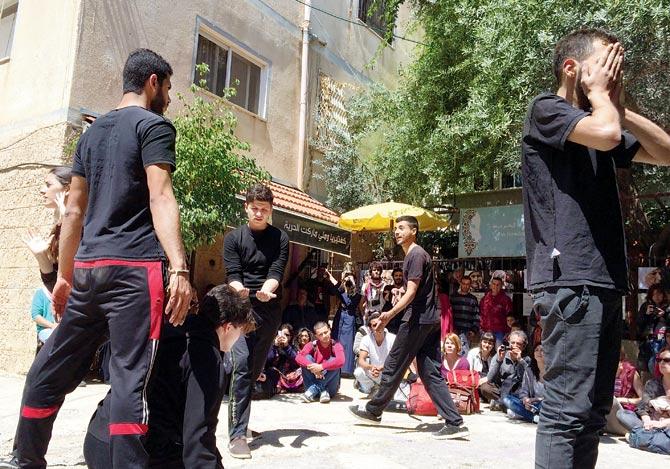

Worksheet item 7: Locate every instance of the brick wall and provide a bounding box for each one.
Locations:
[0,123,70,374]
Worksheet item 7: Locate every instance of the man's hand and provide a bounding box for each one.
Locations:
[256,289,277,302]
[497,345,507,362]
[509,346,522,363]
[378,311,393,330]
[52,277,72,322]
[642,416,653,431]
[370,366,382,378]
[165,272,193,326]
[307,363,324,374]
[580,42,623,97]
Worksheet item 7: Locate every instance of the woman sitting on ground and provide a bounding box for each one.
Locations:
[616,346,670,455]
[504,343,545,423]
[294,327,313,352]
[467,331,496,386]
[440,333,470,380]
[605,347,645,435]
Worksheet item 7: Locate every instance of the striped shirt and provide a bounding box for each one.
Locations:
[451,292,480,333]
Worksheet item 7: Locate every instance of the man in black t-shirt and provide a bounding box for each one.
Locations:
[223,184,289,459]
[348,216,469,440]
[13,49,194,469]
[523,29,670,469]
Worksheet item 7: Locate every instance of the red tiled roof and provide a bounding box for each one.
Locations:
[268,181,340,225]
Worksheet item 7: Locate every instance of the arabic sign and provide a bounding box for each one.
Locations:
[273,210,351,257]
[458,205,525,258]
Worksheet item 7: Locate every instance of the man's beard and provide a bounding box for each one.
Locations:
[150,92,166,115]
[575,68,591,110]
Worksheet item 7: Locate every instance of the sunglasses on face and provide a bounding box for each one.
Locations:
[659,357,670,364]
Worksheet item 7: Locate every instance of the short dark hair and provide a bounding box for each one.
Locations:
[646,283,666,303]
[245,183,274,204]
[123,49,173,94]
[367,311,381,326]
[313,321,329,333]
[370,261,383,272]
[396,215,419,233]
[199,284,255,333]
[553,28,619,84]
[460,275,471,282]
[392,268,403,275]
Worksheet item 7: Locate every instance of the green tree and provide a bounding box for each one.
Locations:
[173,71,268,252]
[353,0,670,210]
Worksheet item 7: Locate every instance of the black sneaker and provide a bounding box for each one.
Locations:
[348,404,382,424]
[432,425,470,440]
[0,455,19,469]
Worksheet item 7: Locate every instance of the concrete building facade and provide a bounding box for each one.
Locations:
[0,0,416,373]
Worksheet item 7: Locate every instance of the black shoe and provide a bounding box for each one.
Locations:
[0,455,19,469]
[348,404,382,424]
[432,425,470,440]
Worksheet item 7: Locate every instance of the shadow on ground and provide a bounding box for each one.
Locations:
[249,428,329,449]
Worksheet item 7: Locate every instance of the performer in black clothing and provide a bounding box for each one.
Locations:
[348,216,469,440]
[13,49,194,469]
[523,29,670,469]
[224,183,289,459]
[83,285,255,469]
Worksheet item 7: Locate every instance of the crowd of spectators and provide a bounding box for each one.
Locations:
[264,263,670,455]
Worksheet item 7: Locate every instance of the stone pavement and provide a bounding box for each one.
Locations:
[0,373,665,468]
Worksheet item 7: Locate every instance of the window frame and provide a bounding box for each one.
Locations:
[192,17,270,119]
[0,0,19,62]
[356,0,394,45]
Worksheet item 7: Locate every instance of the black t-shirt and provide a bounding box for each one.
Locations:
[401,245,438,325]
[72,106,176,260]
[521,93,640,292]
[223,224,289,294]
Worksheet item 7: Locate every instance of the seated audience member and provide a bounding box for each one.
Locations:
[30,286,57,344]
[296,321,345,403]
[83,285,254,469]
[354,312,396,395]
[468,331,496,386]
[282,287,319,332]
[294,327,313,351]
[616,347,670,455]
[461,326,480,357]
[637,284,670,373]
[481,330,530,409]
[440,333,471,379]
[504,343,545,423]
[605,347,645,435]
[259,324,302,396]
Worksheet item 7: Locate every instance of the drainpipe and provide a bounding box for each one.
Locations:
[297,0,311,190]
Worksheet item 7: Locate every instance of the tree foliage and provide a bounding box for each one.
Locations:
[173,71,268,252]
[350,0,670,211]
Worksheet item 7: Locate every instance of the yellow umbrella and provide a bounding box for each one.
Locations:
[338,201,451,232]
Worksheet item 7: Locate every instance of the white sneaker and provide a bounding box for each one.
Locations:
[320,390,331,403]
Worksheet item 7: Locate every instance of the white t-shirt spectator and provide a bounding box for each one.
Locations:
[359,331,396,367]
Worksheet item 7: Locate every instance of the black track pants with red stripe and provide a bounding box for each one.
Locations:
[16,259,165,469]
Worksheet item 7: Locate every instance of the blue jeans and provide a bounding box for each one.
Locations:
[533,286,622,469]
[302,366,340,397]
[503,394,540,423]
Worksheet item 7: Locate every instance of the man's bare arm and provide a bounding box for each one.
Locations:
[146,164,192,325]
[568,44,624,151]
[383,279,419,320]
[623,110,670,166]
[58,176,87,284]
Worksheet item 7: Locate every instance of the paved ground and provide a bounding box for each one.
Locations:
[1,373,666,468]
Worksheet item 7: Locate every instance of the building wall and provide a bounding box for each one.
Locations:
[0,0,416,373]
[0,0,83,373]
